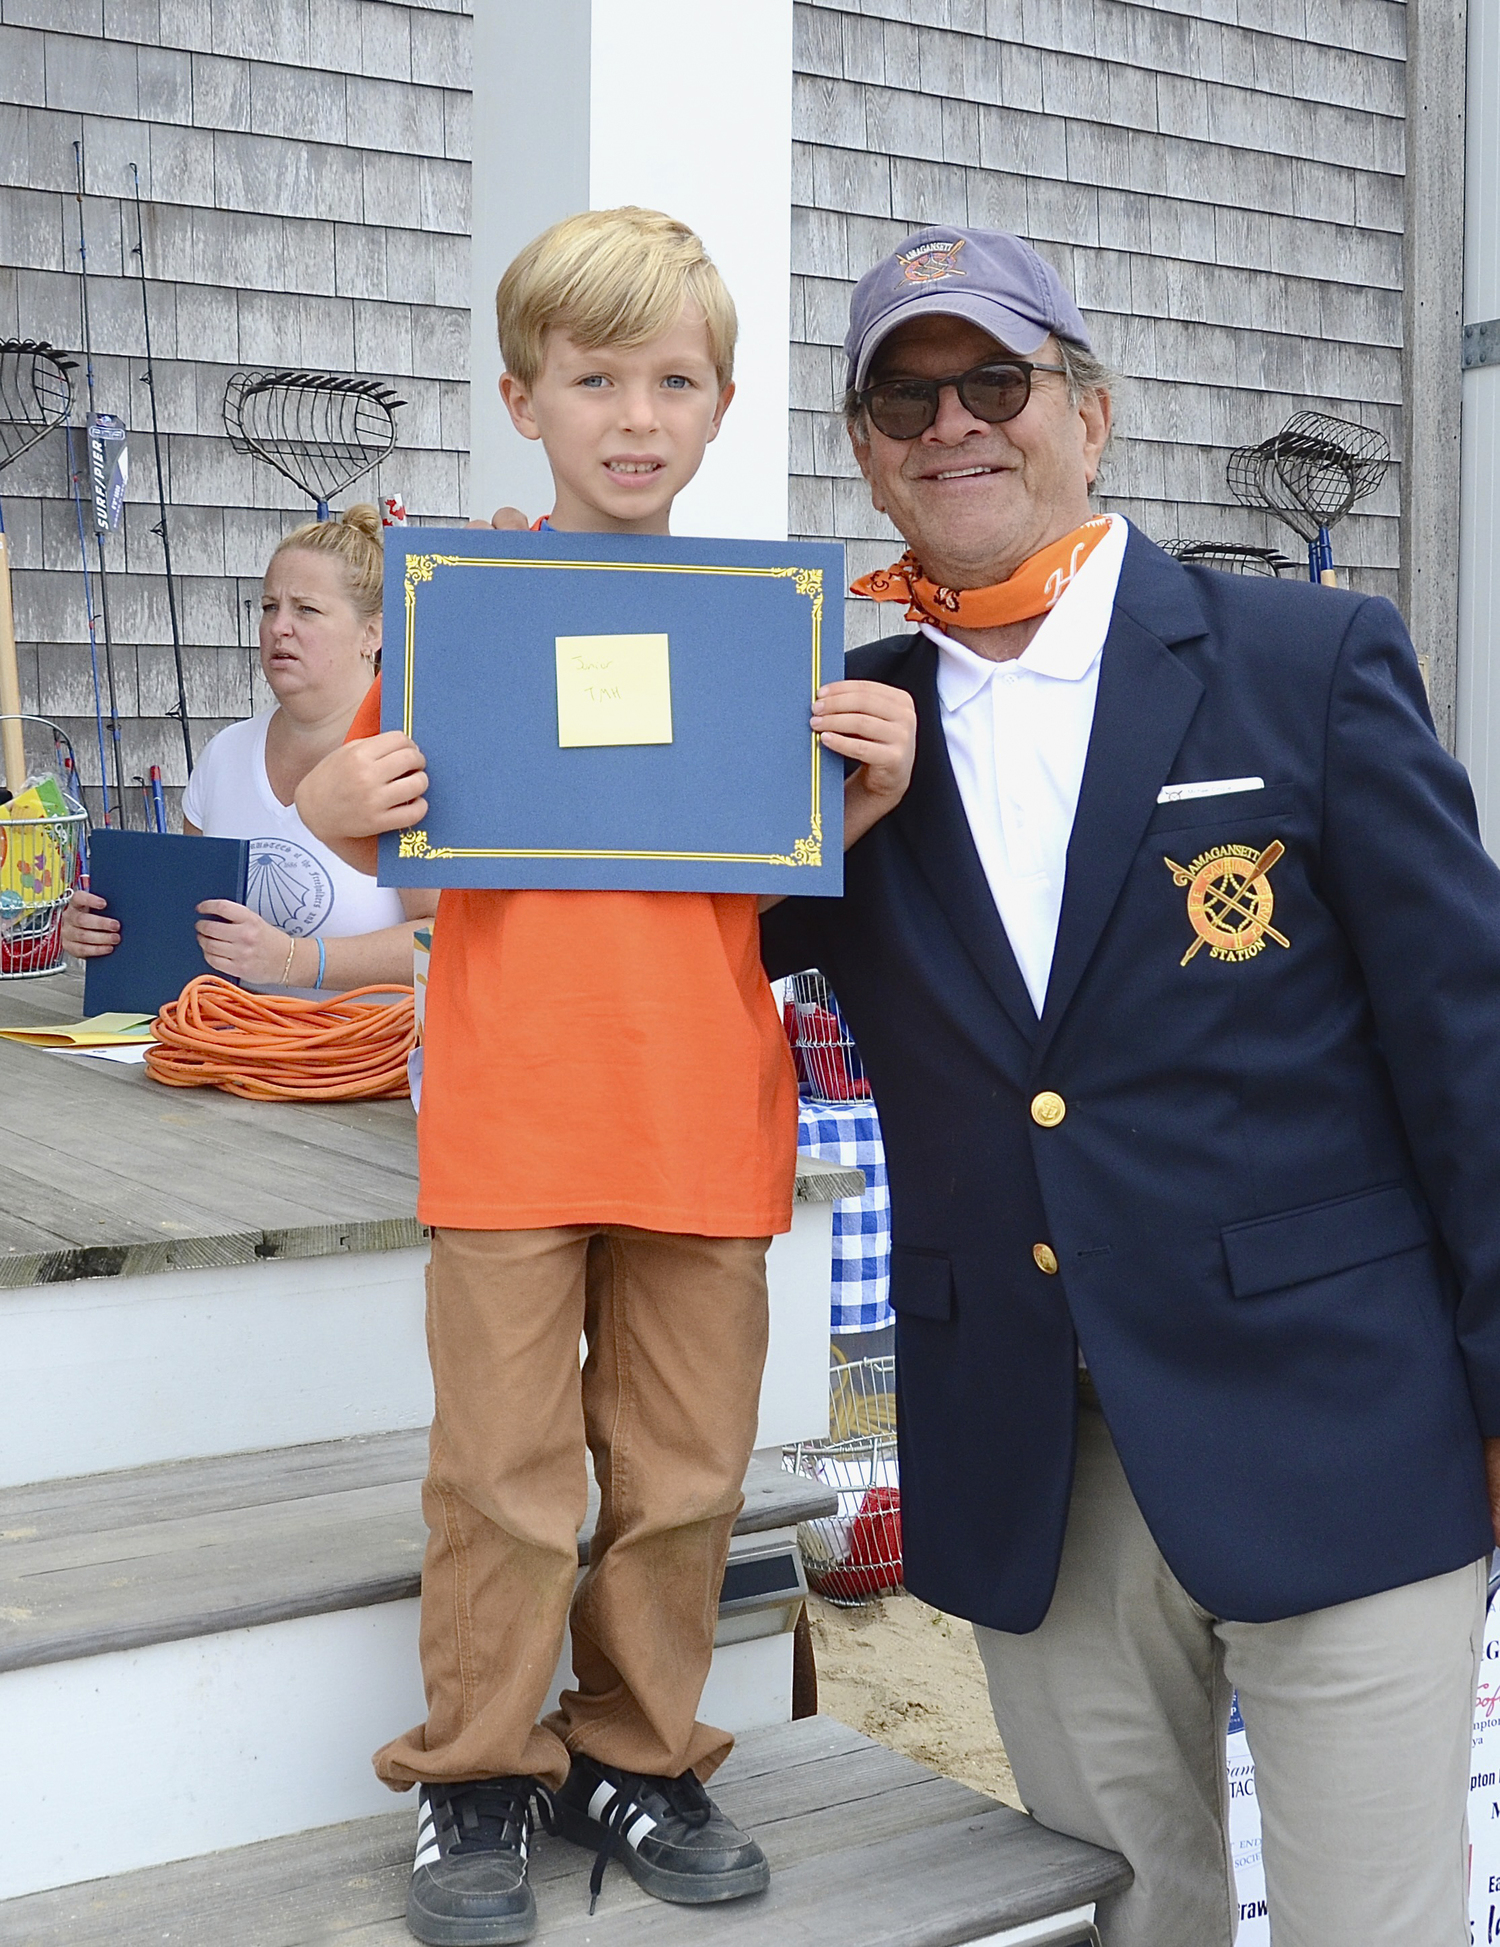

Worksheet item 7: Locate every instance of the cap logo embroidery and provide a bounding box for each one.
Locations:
[897,238,967,284]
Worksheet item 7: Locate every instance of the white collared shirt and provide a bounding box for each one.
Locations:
[924,514,1128,1015]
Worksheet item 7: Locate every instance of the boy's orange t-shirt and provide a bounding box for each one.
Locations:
[349,681,798,1237]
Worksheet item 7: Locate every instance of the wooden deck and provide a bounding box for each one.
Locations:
[0,969,862,1288]
[0,1718,1130,1947]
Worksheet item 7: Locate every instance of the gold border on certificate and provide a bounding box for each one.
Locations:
[395,555,826,868]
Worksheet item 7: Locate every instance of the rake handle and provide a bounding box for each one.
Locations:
[0,522,27,793]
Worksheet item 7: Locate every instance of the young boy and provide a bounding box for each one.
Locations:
[298,206,914,1947]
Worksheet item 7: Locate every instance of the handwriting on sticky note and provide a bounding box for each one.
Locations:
[555,634,674,748]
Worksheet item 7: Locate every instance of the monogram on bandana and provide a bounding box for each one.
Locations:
[851,517,1113,630]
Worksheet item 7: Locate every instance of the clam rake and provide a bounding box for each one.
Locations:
[223,369,405,521]
[0,341,76,795]
[1227,410,1390,587]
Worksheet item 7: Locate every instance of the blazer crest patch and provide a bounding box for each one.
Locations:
[1164,840,1290,965]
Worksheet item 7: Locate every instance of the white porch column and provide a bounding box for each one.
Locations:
[468,1,794,541]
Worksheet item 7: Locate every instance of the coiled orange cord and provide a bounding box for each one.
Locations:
[145,976,416,1101]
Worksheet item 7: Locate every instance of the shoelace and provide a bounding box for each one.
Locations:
[442,1777,554,1859]
[587,1770,712,1913]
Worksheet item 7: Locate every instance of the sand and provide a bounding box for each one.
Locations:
[805,1589,1023,1809]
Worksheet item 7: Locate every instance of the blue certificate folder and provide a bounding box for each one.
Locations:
[83,829,251,1017]
[377,528,845,894]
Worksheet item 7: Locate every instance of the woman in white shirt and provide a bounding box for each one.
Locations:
[62,504,436,989]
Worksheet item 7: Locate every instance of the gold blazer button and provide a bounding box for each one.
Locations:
[1031,1090,1067,1127]
[1033,1243,1060,1275]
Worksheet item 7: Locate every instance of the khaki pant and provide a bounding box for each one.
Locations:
[375,1225,771,1794]
[974,1394,1487,1947]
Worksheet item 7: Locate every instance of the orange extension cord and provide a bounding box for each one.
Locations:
[145,975,416,1101]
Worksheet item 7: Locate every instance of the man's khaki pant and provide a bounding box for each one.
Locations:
[375,1225,770,1794]
[974,1392,1487,1947]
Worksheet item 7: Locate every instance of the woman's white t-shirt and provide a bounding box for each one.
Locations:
[180,711,405,939]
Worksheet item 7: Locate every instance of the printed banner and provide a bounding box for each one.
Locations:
[1470,1562,1500,1943]
[1227,1694,1269,1945]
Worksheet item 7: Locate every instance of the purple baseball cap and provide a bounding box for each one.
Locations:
[844,227,1093,391]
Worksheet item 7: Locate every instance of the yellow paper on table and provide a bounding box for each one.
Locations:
[555,633,674,749]
[0,1012,155,1047]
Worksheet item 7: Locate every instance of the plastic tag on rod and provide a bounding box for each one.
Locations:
[87,413,128,533]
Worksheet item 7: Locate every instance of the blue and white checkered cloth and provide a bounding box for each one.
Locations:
[798,1099,891,1333]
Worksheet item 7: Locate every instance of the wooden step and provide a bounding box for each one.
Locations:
[0,1432,835,1675]
[0,1718,1129,1947]
[0,970,862,1486]
[0,1436,838,1902]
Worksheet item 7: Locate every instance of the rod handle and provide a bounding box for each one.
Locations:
[0,532,27,793]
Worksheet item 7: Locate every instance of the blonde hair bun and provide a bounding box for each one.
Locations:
[340,502,384,545]
[271,503,385,621]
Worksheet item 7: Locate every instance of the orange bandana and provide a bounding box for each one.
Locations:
[851,516,1113,630]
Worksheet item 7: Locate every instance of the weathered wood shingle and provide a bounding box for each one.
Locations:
[792,0,1407,644]
[0,0,472,821]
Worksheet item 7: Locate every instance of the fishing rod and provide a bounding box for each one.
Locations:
[66,422,113,826]
[72,139,130,824]
[129,162,192,778]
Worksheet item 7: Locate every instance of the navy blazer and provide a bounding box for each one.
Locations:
[762,528,1500,1631]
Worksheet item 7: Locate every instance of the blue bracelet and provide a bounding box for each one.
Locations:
[315,937,326,990]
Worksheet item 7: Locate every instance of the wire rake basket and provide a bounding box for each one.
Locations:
[223,369,405,520]
[1161,539,1298,578]
[0,717,88,980]
[784,1352,901,1604]
[783,969,870,1102]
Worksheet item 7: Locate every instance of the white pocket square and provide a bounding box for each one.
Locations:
[1156,776,1265,805]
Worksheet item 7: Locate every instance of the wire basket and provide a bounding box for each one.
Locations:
[783,969,870,1102]
[1226,412,1390,545]
[223,369,404,517]
[1161,539,1298,578]
[0,717,88,980]
[785,1352,901,1604]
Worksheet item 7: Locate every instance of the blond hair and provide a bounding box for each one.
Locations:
[496,207,737,390]
[270,503,384,622]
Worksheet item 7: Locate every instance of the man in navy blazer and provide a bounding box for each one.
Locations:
[765,228,1499,1947]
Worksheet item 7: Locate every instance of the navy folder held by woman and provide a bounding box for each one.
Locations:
[82,829,251,1017]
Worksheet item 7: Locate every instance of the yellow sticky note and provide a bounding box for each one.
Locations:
[555,634,673,749]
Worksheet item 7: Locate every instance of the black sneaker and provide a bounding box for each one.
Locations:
[406,1776,551,1946]
[553,1752,770,1910]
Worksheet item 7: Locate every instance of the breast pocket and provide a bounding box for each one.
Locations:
[1149,789,1300,969]
[1146,785,1295,839]
[1220,1184,1428,1298]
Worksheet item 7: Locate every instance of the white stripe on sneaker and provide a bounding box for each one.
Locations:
[414,1791,439,1869]
[624,1811,656,1849]
[587,1780,615,1822]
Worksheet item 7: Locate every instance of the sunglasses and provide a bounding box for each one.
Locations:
[857,358,1068,441]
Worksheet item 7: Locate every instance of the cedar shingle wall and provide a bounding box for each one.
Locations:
[790,0,1407,646]
[0,0,471,820]
[0,0,1412,804]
